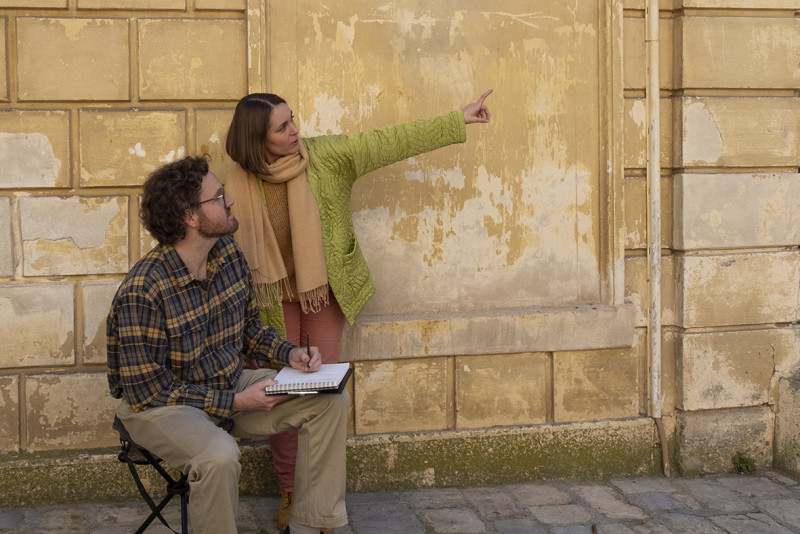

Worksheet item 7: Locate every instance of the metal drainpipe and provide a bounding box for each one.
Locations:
[646,0,671,477]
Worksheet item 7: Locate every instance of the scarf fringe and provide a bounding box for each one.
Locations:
[253,280,330,315]
[253,280,286,309]
[300,284,330,314]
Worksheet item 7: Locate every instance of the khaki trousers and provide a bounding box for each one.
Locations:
[116,368,349,534]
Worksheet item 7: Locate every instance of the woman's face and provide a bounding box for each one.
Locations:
[264,102,299,164]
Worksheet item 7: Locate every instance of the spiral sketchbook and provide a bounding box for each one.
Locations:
[264,363,353,395]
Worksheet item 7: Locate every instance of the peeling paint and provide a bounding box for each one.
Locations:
[127,142,146,157]
[159,146,186,163]
[21,197,122,249]
[683,101,723,165]
[630,100,647,128]
[56,18,96,41]
[304,93,348,136]
[0,133,62,188]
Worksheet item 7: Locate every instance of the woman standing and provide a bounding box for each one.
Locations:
[224,89,491,533]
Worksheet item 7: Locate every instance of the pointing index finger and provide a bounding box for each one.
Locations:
[476,89,493,106]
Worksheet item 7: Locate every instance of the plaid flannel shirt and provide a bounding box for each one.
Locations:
[107,235,295,417]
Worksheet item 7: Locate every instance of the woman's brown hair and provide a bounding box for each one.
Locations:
[225,93,287,175]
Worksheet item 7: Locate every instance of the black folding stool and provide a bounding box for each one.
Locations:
[113,416,236,534]
[113,415,189,533]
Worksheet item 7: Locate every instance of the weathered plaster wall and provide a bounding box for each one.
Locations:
[0,0,798,500]
[0,0,247,454]
[648,1,800,474]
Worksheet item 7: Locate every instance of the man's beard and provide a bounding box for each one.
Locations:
[197,209,239,239]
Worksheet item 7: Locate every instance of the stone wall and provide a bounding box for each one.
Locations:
[0,0,799,504]
[0,0,247,454]
[622,0,800,474]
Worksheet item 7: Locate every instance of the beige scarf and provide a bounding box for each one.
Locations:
[225,140,329,312]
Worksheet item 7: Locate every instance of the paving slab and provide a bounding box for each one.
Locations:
[493,517,548,534]
[709,512,795,534]
[757,498,800,530]
[659,511,728,533]
[610,477,680,495]
[571,485,648,520]
[717,475,794,497]
[505,482,572,506]
[530,504,593,525]
[348,499,424,534]
[462,487,523,520]
[419,507,487,534]
[676,478,758,513]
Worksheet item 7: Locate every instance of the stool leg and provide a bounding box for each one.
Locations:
[180,490,189,533]
[135,491,177,534]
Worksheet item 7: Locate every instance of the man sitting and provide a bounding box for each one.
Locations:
[107,155,349,534]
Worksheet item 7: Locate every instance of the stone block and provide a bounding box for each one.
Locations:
[194,0,245,9]
[0,0,65,6]
[343,304,637,360]
[680,16,800,89]
[0,283,74,368]
[455,353,547,429]
[0,22,6,101]
[139,225,159,260]
[623,254,676,328]
[623,174,673,250]
[354,358,449,434]
[25,372,119,450]
[677,96,800,168]
[683,0,800,8]
[553,342,641,423]
[678,251,800,328]
[676,406,773,476]
[79,110,186,187]
[196,108,236,182]
[675,173,800,250]
[138,18,246,100]
[0,375,19,452]
[77,0,182,8]
[623,98,674,170]
[137,193,159,260]
[660,329,678,415]
[623,16,673,90]
[20,196,128,276]
[621,0,676,9]
[775,377,800,476]
[16,18,129,101]
[678,328,796,411]
[0,197,12,276]
[0,110,70,189]
[82,281,121,364]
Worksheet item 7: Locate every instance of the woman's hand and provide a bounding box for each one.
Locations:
[462,89,493,124]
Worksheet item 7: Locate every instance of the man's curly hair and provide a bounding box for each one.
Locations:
[141,156,209,246]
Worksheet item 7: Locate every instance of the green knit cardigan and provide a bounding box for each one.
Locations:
[259,110,467,336]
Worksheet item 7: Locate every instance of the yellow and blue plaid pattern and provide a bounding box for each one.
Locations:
[107,235,294,417]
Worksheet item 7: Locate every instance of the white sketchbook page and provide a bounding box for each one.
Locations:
[271,362,350,387]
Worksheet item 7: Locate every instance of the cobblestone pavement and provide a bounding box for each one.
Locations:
[2,469,800,533]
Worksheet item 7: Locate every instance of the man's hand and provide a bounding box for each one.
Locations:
[288,346,322,372]
[232,378,289,411]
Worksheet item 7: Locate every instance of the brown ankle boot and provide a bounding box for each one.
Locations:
[278,491,294,531]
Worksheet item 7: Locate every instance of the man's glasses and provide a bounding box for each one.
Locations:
[197,187,226,206]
